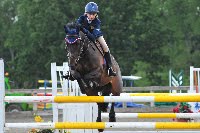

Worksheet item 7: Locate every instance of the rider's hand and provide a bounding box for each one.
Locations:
[76,23,84,31]
[76,23,88,34]
[87,32,96,43]
[81,27,88,34]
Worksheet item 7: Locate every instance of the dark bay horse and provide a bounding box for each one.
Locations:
[64,22,123,126]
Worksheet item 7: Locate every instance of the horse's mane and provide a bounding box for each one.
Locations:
[65,22,79,30]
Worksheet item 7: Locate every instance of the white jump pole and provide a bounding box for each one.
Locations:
[5,122,200,129]
[101,113,200,119]
[120,93,200,96]
[0,59,5,133]
[5,95,200,103]
[104,131,200,133]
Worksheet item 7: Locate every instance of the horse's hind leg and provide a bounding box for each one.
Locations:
[109,102,116,122]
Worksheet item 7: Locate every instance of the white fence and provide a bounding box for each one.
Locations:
[0,59,5,133]
[1,59,200,133]
[51,62,98,133]
[189,66,200,113]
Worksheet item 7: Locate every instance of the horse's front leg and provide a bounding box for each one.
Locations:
[68,69,88,94]
[96,103,102,122]
[96,102,108,122]
[96,103,104,132]
[77,78,88,94]
[109,102,116,122]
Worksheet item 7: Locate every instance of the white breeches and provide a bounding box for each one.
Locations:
[97,36,109,52]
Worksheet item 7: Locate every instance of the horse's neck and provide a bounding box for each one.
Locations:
[82,36,103,55]
[86,41,103,56]
[78,41,104,66]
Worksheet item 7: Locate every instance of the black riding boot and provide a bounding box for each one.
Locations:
[104,51,116,77]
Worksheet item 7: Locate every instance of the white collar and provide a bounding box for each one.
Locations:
[87,18,92,24]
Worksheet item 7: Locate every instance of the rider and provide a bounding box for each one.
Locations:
[76,2,116,77]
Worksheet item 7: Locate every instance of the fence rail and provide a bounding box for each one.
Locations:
[5,86,190,94]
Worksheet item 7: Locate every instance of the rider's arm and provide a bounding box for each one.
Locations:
[83,29,96,43]
[92,19,103,39]
[82,19,103,43]
[76,15,85,24]
[77,16,96,43]
[77,16,101,43]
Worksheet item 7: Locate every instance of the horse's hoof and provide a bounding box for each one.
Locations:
[81,91,86,94]
[62,75,69,79]
[98,129,104,132]
[80,88,86,94]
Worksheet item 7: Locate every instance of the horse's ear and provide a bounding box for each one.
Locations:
[75,22,82,31]
[64,25,68,34]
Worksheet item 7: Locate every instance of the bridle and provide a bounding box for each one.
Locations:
[65,33,91,65]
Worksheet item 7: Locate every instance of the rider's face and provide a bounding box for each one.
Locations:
[86,13,97,21]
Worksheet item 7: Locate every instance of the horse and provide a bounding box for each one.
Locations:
[63,22,123,130]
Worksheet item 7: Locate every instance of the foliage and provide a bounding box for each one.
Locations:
[173,102,193,113]
[1,0,200,88]
[28,129,54,133]
[172,102,193,121]
[28,114,67,133]
[28,114,53,133]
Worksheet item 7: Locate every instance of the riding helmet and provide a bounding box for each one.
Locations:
[85,2,99,13]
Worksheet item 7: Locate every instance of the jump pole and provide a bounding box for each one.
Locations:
[5,95,200,103]
[120,93,200,96]
[0,59,5,133]
[5,122,200,129]
[101,113,200,119]
[104,131,200,133]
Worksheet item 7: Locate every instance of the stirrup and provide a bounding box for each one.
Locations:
[108,68,116,77]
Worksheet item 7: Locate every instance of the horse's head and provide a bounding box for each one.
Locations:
[64,22,86,69]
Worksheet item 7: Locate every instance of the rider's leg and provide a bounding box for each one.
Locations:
[97,36,116,77]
